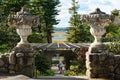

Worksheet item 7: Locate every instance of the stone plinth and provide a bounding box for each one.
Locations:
[86,52,114,80]
[9,44,34,77]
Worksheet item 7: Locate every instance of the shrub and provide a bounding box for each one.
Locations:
[35,51,50,75]
[0,44,11,54]
[64,70,76,76]
[45,70,54,76]
[106,42,120,55]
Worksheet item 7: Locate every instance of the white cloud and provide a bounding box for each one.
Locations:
[55,0,120,27]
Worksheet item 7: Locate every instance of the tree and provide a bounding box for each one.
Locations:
[30,0,60,43]
[67,14,92,43]
[102,9,120,42]
[103,23,120,42]
[67,0,92,43]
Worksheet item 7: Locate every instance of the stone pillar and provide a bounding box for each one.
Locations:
[8,7,39,77]
[81,8,113,79]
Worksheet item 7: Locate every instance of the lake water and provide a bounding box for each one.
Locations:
[52,35,66,40]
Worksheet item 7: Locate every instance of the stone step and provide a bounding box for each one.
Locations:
[35,76,88,80]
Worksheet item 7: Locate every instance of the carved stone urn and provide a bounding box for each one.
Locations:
[8,7,38,46]
[81,8,113,53]
[8,7,39,77]
[81,8,114,79]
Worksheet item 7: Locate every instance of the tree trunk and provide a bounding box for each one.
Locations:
[45,22,52,43]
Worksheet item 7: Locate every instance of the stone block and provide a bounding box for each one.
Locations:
[27,53,34,57]
[114,74,120,80]
[21,66,34,77]
[0,68,8,73]
[98,74,109,78]
[16,53,24,57]
[27,58,34,65]
[0,59,4,67]
[9,51,16,65]
[9,70,15,74]
[9,65,15,70]
[114,65,120,74]
[114,55,120,64]
[98,54,107,61]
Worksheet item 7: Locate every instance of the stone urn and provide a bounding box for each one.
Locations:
[8,7,39,77]
[81,8,113,53]
[8,7,38,46]
[81,8,114,79]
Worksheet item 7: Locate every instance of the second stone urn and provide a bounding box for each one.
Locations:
[81,8,113,53]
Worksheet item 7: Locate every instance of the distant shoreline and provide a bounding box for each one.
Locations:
[52,31,67,42]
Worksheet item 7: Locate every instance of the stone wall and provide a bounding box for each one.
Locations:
[0,49,120,79]
[86,52,120,80]
[114,55,120,80]
[0,44,34,77]
[0,53,9,73]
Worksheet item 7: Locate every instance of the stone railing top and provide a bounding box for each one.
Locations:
[8,7,39,28]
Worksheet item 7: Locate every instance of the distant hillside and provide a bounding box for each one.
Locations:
[54,27,68,32]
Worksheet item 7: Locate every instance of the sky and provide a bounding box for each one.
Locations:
[55,0,120,28]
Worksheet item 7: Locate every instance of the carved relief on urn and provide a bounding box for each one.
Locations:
[8,7,39,46]
[81,8,113,53]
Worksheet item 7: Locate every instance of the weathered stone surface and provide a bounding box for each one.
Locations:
[9,51,16,64]
[14,44,33,53]
[21,66,34,77]
[17,58,23,65]
[27,58,34,65]
[9,65,14,70]
[0,59,4,67]
[114,55,120,78]
[0,68,8,73]
[86,52,115,79]
[9,70,15,74]
[16,53,24,57]
[28,53,34,57]
[4,75,31,80]
[114,55,120,64]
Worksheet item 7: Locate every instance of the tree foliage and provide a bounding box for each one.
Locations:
[0,0,60,53]
[29,0,60,43]
[103,9,120,42]
[67,14,92,43]
[67,0,93,43]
